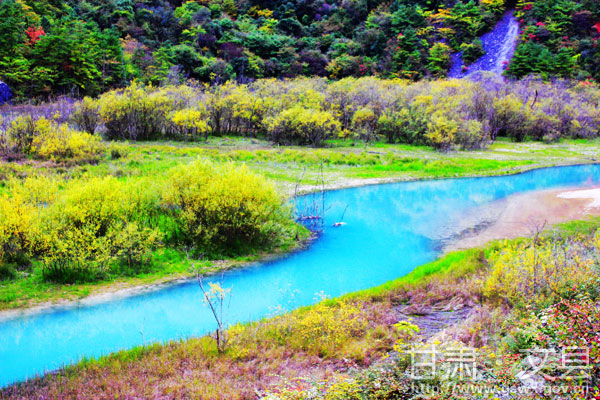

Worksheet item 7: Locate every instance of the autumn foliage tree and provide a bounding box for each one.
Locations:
[25,25,44,45]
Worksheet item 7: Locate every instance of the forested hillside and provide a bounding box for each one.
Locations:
[1,0,600,100]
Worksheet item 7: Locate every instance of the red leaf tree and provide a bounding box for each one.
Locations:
[25,26,45,45]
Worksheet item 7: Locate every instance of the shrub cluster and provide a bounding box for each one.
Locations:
[228,300,368,361]
[70,97,101,135]
[264,228,600,400]
[96,83,195,141]
[70,76,600,150]
[267,106,340,146]
[484,231,600,309]
[503,296,600,396]
[0,115,102,163]
[34,177,162,282]
[0,160,297,283]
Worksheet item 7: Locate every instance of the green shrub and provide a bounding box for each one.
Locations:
[71,97,101,135]
[5,115,37,154]
[110,148,122,159]
[0,263,16,281]
[460,39,485,65]
[427,42,452,77]
[376,107,429,144]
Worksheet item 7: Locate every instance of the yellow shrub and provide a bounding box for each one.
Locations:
[267,301,366,357]
[4,116,101,163]
[170,107,210,140]
[105,222,161,273]
[324,380,363,400]
[426,113,458,151]
[35,176,160,282]
[8,175,60,206]
[457,119,488,150]
[267,106,341,146]
[484,236,599,307]
[1,157,296,280]
[204,81,273,135]
[0,175,62,267]
[491,94,531,142]
[97,82,175,140]
[162,159,293,256]
[6,115,38,154]
[282,87,325,110]
[226,84,269,133]
[30,122,102,163]
[351,107,377,142]
[0,193,37,265]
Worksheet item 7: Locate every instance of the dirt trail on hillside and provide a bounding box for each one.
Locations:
[444,187,600,252]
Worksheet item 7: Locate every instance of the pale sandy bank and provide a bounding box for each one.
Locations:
[446,186,600,251]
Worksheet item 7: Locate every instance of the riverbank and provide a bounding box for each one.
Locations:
[1,138,600,313]
[106,137,600,193]
[445,186,600,251]
[0,232,315,317]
